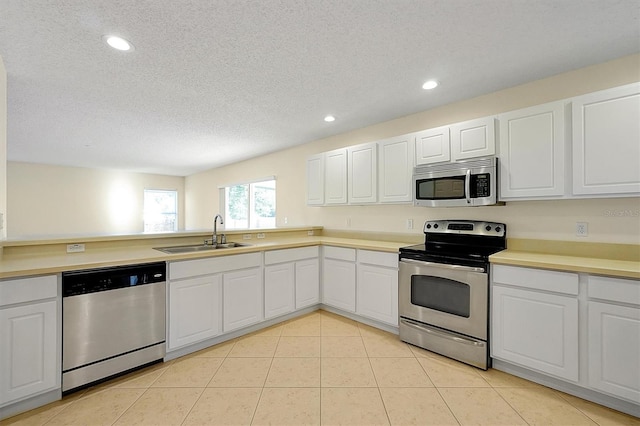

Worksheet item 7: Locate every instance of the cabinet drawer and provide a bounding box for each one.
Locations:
[0,275,57,307]
[264,246,319,265]
[588,275,640,305]
[357,250,397,268]
[323,246,356,262]
[492,265,578,295]
[170,252,262,280]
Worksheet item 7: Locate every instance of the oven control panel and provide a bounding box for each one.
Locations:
[423,220,505,237]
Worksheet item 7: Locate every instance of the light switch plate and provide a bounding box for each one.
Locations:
[67,243,85,253]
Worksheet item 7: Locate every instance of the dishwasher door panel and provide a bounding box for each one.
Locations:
[63,281,166,371]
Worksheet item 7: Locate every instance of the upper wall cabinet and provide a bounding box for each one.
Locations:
[498,101,567,200]
[378,134,415,203]
[324,148,348,205]
[572,82,640,196]
[348,142,377,204]
[415,126,450,165]
[306,154,325,205]
[451,116,496,161]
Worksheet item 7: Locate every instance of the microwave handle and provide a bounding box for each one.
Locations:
[465,169,471,204]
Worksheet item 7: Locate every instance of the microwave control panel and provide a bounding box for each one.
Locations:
[471,174,491,197]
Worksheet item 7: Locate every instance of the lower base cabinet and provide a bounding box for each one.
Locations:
[295,258,320,309]
[223,268,263,332]
[356,251,398,326]
[323,256,356,312]
[264,263,295,319]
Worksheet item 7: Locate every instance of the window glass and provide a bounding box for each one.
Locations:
[143,189,178,232]
[223,179,276,229]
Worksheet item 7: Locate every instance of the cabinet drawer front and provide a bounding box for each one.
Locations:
[492,265,578,295]
[170,252,262,280]
[323,246,356,262]
[264,246,319,265]
[357,250,397,269]
[588,275,640,305]
[0,275,57,307]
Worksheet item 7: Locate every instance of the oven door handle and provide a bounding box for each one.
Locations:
[400,258,485,273]
[400,318,485,347]
[465,168,471,204]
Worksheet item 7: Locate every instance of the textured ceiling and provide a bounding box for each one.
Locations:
[0,0,639,176]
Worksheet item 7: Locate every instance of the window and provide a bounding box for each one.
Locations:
[222,178,276,229]
[144,189,178,232]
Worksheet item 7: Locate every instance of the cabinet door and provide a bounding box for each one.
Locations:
[378,135,415,203]
[295,258,320,309]
[356,264,398,325]
[348,142,377,204]
[415,126,450,165]
[223,268,263,332]
[498,101,566,199]
[306,154,325,205]
[325,148,348,204]
[168,275,222,350]
[588,301,640,402]
[323,258,356,312]
[491,285,578,381]
[264,263,295,319]
[0,300,57,404]
[572,83,640,196]
[451,117,496,160]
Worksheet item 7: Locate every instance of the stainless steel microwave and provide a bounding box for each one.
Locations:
[413,157,498,207]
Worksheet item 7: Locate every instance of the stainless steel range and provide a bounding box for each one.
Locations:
[398,220,506,369]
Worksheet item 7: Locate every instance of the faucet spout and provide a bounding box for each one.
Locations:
[212,214,224,245]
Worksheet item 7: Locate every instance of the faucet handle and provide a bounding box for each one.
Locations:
[220,234,227,244]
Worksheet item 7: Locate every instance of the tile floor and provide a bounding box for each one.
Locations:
[2,310,639,425]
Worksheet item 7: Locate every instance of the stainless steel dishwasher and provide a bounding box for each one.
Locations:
[62,262,166,393]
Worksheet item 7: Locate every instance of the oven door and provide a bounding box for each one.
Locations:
[399,258,488,340]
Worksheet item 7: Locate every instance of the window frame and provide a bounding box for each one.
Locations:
[143,189,178,232]
[219,177,276,230]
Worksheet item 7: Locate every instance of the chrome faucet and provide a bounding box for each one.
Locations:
[212,214,224,245]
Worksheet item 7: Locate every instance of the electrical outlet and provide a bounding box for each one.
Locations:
[576,222,588,237]
[243,234,252,240]
[307,230,314,236]
[407,219,413,230]
[346,217,351,227]
[257,233,265,239]
[67,243,85,253]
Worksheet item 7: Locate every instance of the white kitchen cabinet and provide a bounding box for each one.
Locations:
[0,275,58,406]
[322,247,356,312]
[451,116,496,161]
[325,148,348,205]
[498,101,567,199]
[295,258,320,309]
[572,82,640,196]
[378,134,415,203]
[356,250,398,326]
[348,142,377,204]
[306,153,325,205]
[587,275,640,403]
[223,267,263,332]
[415,126,451,165]
[168,275,222,350]
[491,265,579,382]
[264,262,295,319]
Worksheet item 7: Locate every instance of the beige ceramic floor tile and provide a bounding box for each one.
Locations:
[182,387,261,426]
[151,357,223,388]
[321,336,368,357]
[252,387,320,425]
[321,388,389,426]
[114,387,202,426]
[408,344,438,358]
[275,336,321,357]
[0,391,88,426]
[439,387,527,425]
[208,357,272,387]
[557,392,640,425]
[358,323,395,339]
[379,388,458,425]
[281,315,321,336]
[266,358,321,387]
[321,358,377,387]
[369,357,434,387]
[496,387,599,425]
[46,388,145,426]
[477,368,541,388]
[189,339,236,358]
[227,335,279,357]
[320,314,361,336]
[417,356,489,387]
[250,323,284,336]
[362,335,415,357]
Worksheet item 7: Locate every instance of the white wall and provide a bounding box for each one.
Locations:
[0,56,7,239]
[185,54,640,244]
[7,162,185,237]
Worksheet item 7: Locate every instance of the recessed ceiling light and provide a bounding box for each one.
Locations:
[422,80,438,90]
[104,35,134,51]
[324,115,336,122]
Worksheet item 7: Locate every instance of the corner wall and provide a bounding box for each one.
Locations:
[0,56,7,239]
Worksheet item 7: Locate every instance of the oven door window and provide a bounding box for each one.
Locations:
[416,176,466,200]
[411,275,470,317]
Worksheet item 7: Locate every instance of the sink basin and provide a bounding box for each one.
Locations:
[153,242,250,254]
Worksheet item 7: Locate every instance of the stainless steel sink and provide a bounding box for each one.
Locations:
[153,242,250,254]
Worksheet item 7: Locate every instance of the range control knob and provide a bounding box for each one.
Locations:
[485,225,492,232]
[495,226,502,233]
[433,223,439,229]
[426,224,432,229]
